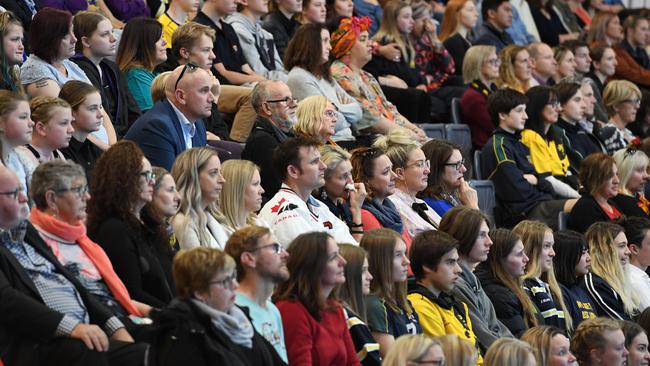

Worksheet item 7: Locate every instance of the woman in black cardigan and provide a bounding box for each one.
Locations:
[568,153,624,233]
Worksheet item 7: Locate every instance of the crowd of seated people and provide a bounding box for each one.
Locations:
[3,0,650,365]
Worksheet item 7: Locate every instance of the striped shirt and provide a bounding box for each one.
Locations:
[523,277,566,331]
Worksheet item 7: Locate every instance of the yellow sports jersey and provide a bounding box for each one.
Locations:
[521,129,570,177]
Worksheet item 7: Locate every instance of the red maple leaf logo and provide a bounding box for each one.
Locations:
[270,198,286,213]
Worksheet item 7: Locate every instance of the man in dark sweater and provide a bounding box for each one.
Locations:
[481,88,576,228]
[473,0,514,53]
[261,0,301,60]
[242,80,296,200]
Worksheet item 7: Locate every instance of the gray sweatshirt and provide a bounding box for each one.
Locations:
[452,261,513,351]
[226,12,288,82]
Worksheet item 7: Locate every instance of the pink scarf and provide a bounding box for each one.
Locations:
[30,207,142,316]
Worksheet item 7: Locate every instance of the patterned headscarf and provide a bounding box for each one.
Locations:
[330,16,372,59]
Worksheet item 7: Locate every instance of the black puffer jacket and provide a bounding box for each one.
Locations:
[146,299,286,366]
[475,265,529,338]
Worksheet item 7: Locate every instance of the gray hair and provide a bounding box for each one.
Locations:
[30,160,86,210]
[251,80,277,113]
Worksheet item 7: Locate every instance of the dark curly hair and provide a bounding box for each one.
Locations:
[87,140,146,235]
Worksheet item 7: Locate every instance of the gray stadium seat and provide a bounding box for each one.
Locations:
[420,123,446,139]
[451,97,462,124]
[469,180,496,221]
[474,150,483,180]
[558,211,568,231]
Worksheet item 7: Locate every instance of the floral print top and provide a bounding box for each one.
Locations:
[412,33,455,92]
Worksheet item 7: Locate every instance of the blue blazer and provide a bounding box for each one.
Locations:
[125,100,207,170]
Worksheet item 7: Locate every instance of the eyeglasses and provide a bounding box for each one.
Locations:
[323,109,337,119]
[444,159,465,171]
[266,96,298,105]
[622,99,641,107]
[174,62,199,90]
[547,101,561,108]
[486,58,501,66]
[407,160,431,170]
[56,185,90,197]
[0,187,24,201]
[250,242,283,254]
[209,273,238,289]
[139,171,156,183]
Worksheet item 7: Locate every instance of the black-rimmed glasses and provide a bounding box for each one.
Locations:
[250,242,283,254]
[444,159,465,171]
[209,273,237,289]
[0,187,24,201]
[174,62,199,90]
[266,97,298,105]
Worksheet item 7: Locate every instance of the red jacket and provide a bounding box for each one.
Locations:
[276,300,360,366]
[613,45,650,88]
[460,87,493,149]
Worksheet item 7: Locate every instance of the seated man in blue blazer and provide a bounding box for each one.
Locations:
[125,64,213,170]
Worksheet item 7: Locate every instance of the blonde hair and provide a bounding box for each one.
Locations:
[571,317,622,365]
[372,128,421,169]
[320,144,351,180]
[151,71,172,103]
[374,1,415,64]
[438,334,478,366]
[295,95,329,140]
[522,326,566,366]
[586,222,639,316]
[382,335,442,366]
[613,148,650,196]
[602,80,642,118]
[483,338,536,366]
[171,147,226,247]
[173,247,235,299]
[30,96,71,125]
[514,220,572,332]
[463,45,496,83]
[219,159,259,231]
[496,45,530,93]
[171,21,216,60]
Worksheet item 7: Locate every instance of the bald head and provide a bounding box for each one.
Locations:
[0,165,28,230]
[166,65,216,121]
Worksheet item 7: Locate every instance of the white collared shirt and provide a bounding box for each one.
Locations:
[627,264,650,311]
[168,99,196,151]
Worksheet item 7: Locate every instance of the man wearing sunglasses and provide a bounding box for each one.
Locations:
[225,225,290,363]
[125,63,212,170]
[0,165,147,365]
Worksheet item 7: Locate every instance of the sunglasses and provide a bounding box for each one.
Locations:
[174,62,199,90]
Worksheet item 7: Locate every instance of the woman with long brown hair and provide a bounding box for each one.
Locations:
[274,232,360,365]
[361,228,421,357]
[475,228,540,337]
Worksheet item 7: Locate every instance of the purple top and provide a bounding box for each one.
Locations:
[104,0,150,21]
[39,0,88,15]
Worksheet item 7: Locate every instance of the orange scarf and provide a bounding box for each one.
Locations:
[29,208,142,317]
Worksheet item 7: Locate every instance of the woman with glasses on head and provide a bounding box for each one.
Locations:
[28,160,150,319]
[171,147,229,250]
[375,129,441,238]
[87,141,172,308]
[521,86,580,199]
[419,139,478,217]
[151,247,285,366]
[612,145,650,218]
[459,45,499,150]
[116,17,167,113]
[0,11,25,93]
[275,232,360,365]
[598,80,642,155]
[351,146,410,246]
[219,159,268,236]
